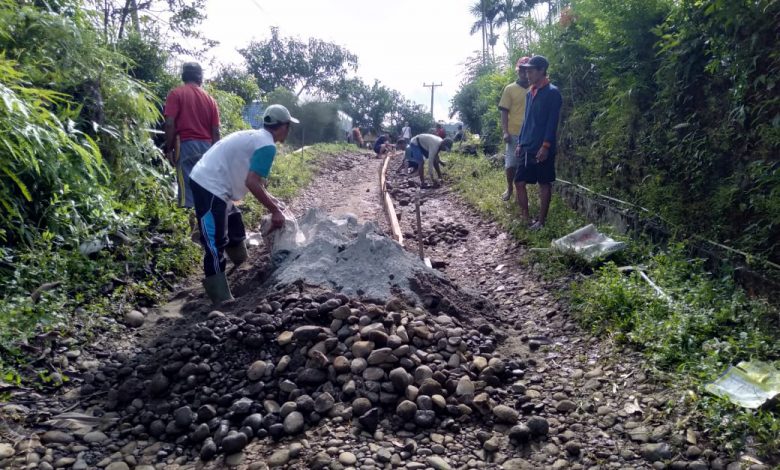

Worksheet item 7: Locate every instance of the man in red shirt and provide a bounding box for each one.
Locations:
[164,62,221,208]
[435,123,447,139]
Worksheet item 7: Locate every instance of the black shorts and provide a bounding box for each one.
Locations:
[514,150,555,184]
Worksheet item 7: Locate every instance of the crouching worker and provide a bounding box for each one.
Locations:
[400,134,453,187]
[189,104,299,304]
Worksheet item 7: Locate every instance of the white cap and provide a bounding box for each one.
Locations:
[263,104,299,125]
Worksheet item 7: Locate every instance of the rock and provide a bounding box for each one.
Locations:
[414,410,436,427]
[83,431,108,444]
[526,416,549,436]
[455,376,475,398]
[426,456,452,470]
[418,378,442,396]
[277,331,293,345]
[297,367,327,384]
[333,356,350,373]
[41,430,74,444]
[124,310,144,327]
[640,443,673,462]
[247,360,268,380]
[105,463,130,470]
[352,397,372,417]
[190,423,210,443]
[283,411,304,434]
[148,373,169,396]
[352,341,374,358]
[564,441,581,456]
[367,348,397,365]
[363,367,385,381]
[0,443,13,459]
[222,431,248,454]
[508,424,531,442]
[493,405,519,424]
[396,400,417,420]
[502,458,533,470]
[339,452,357,465]
[389,367,412,391]
[198,404,217,422]
[309,452,331,469]
[358,408,380,432]
[173,405,194,428]
[472,356,488,371]
[267,449,290,468]
[314,392,335,414]
[414,365,433,384]
[556,400,577,413]
[483,436,502,452]
[293,325,326,342]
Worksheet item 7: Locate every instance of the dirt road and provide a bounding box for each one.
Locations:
[0,149,744,470]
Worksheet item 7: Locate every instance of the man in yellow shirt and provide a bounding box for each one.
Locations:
[498,56,530,201]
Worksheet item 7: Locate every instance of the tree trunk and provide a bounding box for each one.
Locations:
[117,0,133,39]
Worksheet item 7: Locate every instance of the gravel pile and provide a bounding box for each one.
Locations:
[3,290,553,469]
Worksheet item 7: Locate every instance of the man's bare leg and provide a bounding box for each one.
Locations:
[514,181,530,224]
[537,183,552,226]
[503,167,516,200]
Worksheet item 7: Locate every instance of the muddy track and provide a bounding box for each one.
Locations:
[0,149,750,470]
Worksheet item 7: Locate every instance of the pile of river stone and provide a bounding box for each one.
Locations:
[65,290,550,465]
[417,221,470,247]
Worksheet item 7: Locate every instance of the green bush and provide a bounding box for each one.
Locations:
[571,243,779,454]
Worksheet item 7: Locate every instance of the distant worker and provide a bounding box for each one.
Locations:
[499,56,531,202]
[435,123,447,139]
[373,133,394,158]
[164,62,221,209]
[401,122,412,142]
[453,124,464,143]
[402,133,453,187]
[351,127,364,148]
[514,55,562,230]
[189,104,299,304]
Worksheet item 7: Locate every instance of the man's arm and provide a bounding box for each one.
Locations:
[211,126,221,145]
[536,91,563,163]
[164,117,176,163]
[246,171,285,229]
[499,109,510,143]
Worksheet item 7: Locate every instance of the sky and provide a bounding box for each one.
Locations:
[196,0,493,122]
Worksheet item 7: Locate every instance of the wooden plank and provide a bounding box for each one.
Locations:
[379,151,403,246]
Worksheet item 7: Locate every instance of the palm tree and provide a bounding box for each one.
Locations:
[468,1,488,65]
[495,0,536,56]
[469,0,501,63]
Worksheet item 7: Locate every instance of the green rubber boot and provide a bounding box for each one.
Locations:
[225,241,248,267]
[203,272,234,305]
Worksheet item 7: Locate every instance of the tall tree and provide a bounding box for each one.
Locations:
[240,27,358,98]
[210,65,261,104]
[495,0,538,56]
[86,0,213,53]
[469,0,501,62]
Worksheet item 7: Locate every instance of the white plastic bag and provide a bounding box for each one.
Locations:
[551,224,625,262]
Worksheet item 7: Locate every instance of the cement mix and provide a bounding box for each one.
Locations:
[263,208,436,302]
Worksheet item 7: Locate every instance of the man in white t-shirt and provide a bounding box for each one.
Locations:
[401,122,411,141]
[402,133,453,187]
[189,104,299,304]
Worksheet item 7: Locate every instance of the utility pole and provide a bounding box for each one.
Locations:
[423,82,442,120]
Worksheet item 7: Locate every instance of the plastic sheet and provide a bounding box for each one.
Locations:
[551,224,626,262]
[705,361,780,409]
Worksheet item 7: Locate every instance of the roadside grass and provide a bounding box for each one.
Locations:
[0,187,200,389]
[445,150,780,458]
